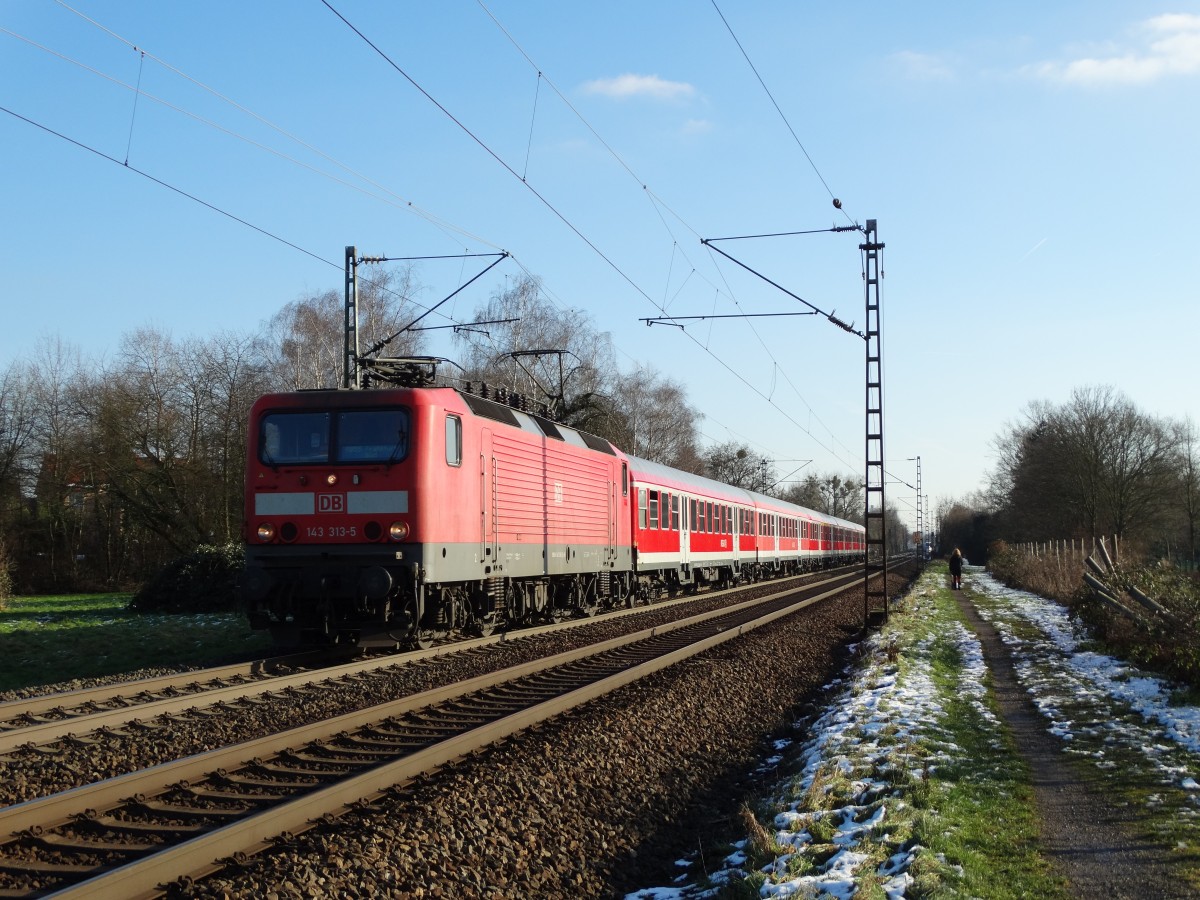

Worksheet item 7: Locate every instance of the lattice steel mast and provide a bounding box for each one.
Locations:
[862,220,888,625]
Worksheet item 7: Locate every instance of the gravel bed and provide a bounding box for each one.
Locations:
[181,568,915,899]
[0,579,816,806]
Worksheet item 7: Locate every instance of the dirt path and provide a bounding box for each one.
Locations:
[954,590,1192,899]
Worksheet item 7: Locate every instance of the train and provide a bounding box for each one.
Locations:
[240,366,866,648]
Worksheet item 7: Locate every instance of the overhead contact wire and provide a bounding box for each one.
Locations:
[320,0,656,313]
[710,0,854,227]
[475,1,856,467]
[48,2,502,252]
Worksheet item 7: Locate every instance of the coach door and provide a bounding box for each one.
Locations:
[732,506,741,574]
[679,494,691,575]
[480,428,497,568]
[606,461,617,565]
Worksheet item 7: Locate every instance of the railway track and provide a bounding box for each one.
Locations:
[0,566,858,757]
[0,568,866,898]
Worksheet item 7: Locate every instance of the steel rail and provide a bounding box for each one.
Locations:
[0,568,850,754]
[0,572,868,897]
[0,649,333,721]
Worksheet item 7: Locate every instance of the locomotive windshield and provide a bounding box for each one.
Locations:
[259,408,410,465]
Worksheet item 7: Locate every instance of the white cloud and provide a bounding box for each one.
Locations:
[681,118,713,135]
[889,50,955,81]
[581,73,696,101]
[1030,13,1200,85]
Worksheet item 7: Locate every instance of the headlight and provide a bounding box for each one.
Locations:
[389,521,410,541]
[257,523,276,542]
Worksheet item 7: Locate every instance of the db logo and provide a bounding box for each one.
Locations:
[317,493,346,513]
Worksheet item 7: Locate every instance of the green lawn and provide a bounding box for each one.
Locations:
[0,593,274,693]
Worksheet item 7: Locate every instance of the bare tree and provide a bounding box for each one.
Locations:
[781,472,864,521]
[25,336,88,588]
[702,442,771,491]
[992,385,1179,542]
[1173,417,1199,564]
[454,275,614,413]
[260,265,425,390]
[0,361,36,516]
[452,275,705,462]
[197,331,273,541]
[609,365,701,468]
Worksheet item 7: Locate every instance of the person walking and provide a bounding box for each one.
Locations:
[949,548,964,590]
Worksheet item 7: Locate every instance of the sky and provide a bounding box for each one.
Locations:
[626,567,1200,898]
[2,1,1199,533]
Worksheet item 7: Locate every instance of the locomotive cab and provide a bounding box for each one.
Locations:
[242,388,463,647]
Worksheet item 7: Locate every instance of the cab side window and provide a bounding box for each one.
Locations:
[445,415,462,466]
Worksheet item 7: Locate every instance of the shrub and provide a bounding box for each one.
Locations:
[987,541,1200,689]
[129,543,244,614]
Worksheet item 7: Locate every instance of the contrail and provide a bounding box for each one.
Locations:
[1019,237,1048,262]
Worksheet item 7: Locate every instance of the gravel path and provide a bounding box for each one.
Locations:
[955,591,1193,899]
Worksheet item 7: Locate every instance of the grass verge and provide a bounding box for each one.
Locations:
[707,567,1067,899]
[0,593,274,693]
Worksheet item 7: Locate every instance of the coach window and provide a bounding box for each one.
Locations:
[445,415,462,466]
[649,490,659,530]
[690,498,697,531]
[638,489,648,529]
[672,494,680,530]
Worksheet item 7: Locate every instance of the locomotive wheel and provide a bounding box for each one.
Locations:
[402,597,437,650]
[413,626,437,650]
[476,613,499,637]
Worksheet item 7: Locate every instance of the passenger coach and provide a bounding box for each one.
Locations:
[627,456,864,598]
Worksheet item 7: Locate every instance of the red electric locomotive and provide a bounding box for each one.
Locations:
[242,376,634,647]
